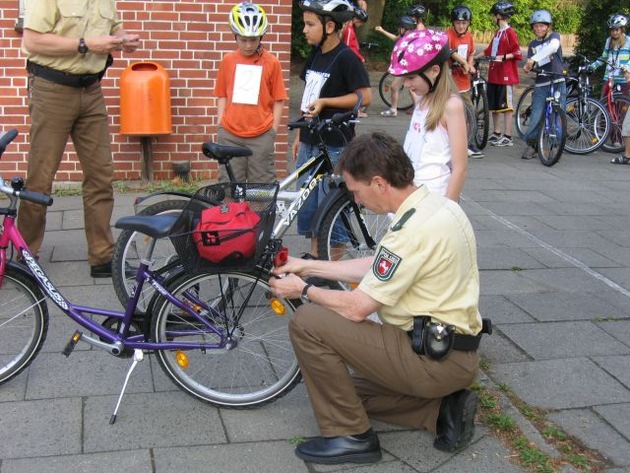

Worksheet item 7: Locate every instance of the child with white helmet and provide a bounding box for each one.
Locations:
[214,2,288,182]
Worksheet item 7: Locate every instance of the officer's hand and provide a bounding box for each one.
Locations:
[272,255,308,277]
[121,34,140,53]
[268,273,306,300]
[87,35,124,54]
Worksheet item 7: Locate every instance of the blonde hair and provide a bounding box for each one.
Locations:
[419,62,459,131]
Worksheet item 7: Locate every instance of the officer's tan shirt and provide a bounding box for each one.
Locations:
[23,0,121,74]
[359,186,482,335]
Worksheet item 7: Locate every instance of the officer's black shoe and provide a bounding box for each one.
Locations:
[433,389,477,453]
[295,428,382,464]
[90,261,112,278]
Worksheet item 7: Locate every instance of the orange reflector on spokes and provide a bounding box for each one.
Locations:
[175,350,189,369]
[270,298,286,315]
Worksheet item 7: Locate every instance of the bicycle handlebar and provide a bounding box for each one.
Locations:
[288,90,363,133]
[0,129,18,156]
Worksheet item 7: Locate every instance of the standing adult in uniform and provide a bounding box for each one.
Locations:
[270,132,484,465]
[19,0,140,277]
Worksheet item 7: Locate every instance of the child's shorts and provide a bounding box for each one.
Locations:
[487,84,514,113]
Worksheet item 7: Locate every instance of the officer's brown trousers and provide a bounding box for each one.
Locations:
[289,303,479,438]
[18,76,114,265]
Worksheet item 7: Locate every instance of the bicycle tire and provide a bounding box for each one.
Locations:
[464,101,478,149]
[565,97,611,155]
[473,84,490,149]
[111,199,188,314]
[538,105,566,167]
[151,269,301,408]
[0,267,48,385]
[515,86,534,139]
[378,72,414,111]
[316,193,390,262]
[600,96,630,154]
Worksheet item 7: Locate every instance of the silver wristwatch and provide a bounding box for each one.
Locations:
[300,283,313,304]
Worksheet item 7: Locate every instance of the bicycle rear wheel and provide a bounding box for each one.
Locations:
[151,269,301,408]
[538,105,566,167]
[464,102,478,149]
[378,73,414,111]
[316,193,390,262]
[515,86,534,139]
[0,267,48,385]
[565,97,610,155]
[601,96,630,154]
[473,84,489,149]
[112,199,187,314]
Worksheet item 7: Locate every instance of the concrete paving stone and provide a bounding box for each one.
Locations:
[491,358,630,410]
[62,209,86,230]
[520,247,576,269]
[38,260,105,286]
[220,383,319,442]
[25,349,154,399]
[466,190,555,203]
[596,321,630,349]
[536,201,622,218]
[153,441,309,473]
[36,310,94,354]
[549,408,630,468]
[37,229,86,252]
[536,189,612,204]
[472,229,540,249]
[505,292,625,322]
[598,215,630,231]
[83,391,226,453]
[461,178,510,193]
[50,242,90,263]
[477,247,545,271]
[525,231,621,253]
[481,201,558,217]
[45,209,62,231]
[431,435,524,473]
[478,330,531,365]
[595,403,630,441]
[1,449,153,473]
[507,267,625,295]
[499,321,629,359]
[537,215,620,231]
[495,215,558,231]
[0,397,82,459]
[558,246,623,268]
[466,214,521,231]
[479,270,560,296]
[592,356,630,389]
[597,268,630,289]
[605,468,630,472]
[479,294,536,325]
[0,367,27,402]
[599,230,630,249]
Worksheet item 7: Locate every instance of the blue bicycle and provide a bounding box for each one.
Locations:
[532,69,567,167]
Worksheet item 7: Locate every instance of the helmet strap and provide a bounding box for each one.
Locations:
[419,65,443,94]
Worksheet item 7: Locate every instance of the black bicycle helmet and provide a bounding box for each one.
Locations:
[451,5,472,22]
[607,13,628,29]
[354,8,368,22]
[407,4,427,20]
[489,2,515,18]
[299,0,356,24]
[398,15,417,30]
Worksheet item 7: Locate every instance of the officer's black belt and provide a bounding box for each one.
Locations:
[27,60,100,88]
[406,330,481,351]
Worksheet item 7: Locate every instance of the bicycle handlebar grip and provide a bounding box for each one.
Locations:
[0,129,18,155]
[19,190,53,207]
[287,119,311,131]
[331,110,356,125]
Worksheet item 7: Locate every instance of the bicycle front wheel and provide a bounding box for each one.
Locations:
[464,102,478,149]
[565,98,611,155]
[601,96,630,154]
[515,86,534,139]
[538,105,566,167]
[112,199,188,314]
[317,194,390,262]
[473,84,490,149]
[378,73,414,111]
[151,269,301,408]
[0,267,48,385]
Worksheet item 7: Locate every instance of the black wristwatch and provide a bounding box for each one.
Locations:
[300,283,313,304]
[78,38,88,54]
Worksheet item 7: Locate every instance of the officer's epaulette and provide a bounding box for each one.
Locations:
[391,208,416,231]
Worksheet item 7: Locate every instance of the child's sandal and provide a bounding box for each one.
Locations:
[380,109,397,117]
[611,156,630,165]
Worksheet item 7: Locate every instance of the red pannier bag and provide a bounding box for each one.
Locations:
[192,202,261,264]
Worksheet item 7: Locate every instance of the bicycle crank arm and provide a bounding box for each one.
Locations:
[62,330,125,356]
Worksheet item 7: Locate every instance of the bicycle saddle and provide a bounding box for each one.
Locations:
[202,142,252,164]
[115,214,179,239]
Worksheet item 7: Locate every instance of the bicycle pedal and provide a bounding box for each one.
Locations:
[62,330,83,357]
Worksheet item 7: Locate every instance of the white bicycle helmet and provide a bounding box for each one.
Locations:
[529,10,552,25]
[229,2,269,37]
[299,0,356,24]
[607,13,628,29]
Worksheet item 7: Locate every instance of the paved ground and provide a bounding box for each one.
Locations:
[2,71,630,473]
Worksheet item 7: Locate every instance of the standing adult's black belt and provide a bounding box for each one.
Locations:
[26,60,100,88]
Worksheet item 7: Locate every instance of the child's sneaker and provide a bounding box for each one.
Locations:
[467,147,484,159]
[493,136,513,147]
[487,132,502,144]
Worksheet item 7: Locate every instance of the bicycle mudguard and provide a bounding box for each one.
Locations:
[133,190,192,209]
[305,185,349,238]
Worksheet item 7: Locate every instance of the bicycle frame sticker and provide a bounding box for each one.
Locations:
[20,249,69,310]
[277,176,321,228]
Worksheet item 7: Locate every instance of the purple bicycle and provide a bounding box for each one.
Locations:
[0,129,300,423]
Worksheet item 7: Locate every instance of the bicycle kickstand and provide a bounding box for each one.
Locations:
[109,349,144,424]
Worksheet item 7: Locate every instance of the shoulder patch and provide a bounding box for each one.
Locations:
[391,208,416,232]
[372,247,402,281]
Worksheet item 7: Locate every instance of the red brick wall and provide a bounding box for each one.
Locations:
[0,0,293,182]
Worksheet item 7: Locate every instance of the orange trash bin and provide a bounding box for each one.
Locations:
[120,62,172,136]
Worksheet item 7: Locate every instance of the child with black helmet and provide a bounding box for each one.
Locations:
[520,9,567,160]
[480,2,522,148]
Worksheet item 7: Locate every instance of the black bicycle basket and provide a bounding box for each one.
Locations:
[169,182,278,272]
